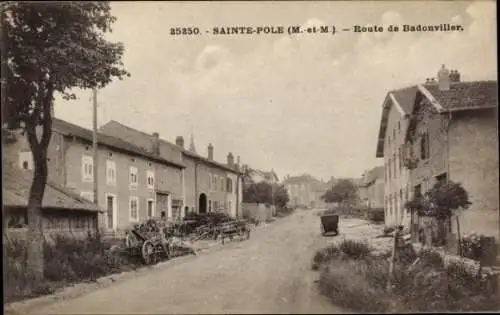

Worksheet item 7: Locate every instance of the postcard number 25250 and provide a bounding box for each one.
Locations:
[170,27,201,36]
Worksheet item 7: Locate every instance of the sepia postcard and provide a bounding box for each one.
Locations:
[2,1,499,314]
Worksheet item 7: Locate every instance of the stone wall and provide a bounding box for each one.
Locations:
[242,203,274,222]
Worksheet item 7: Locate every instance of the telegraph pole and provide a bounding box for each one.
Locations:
[92,88,99,206]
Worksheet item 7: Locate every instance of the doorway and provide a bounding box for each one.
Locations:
[199,193,207,214]
[106,194,116,230]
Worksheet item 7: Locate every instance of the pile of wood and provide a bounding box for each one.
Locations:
[129,218,166,241]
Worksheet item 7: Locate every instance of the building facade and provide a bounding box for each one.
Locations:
[376,65,499,241]
[100,121,243,219]
[376,86,416,228]
[404,69,498,241]
[283,174,327,208]
[360,166,385,209]
[6,118,185,233]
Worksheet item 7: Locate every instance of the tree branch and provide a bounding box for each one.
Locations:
[40,80,54,148]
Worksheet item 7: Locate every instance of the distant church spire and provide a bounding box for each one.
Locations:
[189,127,197,153]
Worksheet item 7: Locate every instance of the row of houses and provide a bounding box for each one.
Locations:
[376,65,499,241]
[3,118,244,234]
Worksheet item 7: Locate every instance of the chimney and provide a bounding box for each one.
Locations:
[449,69,461,83]
[227,152,234,167]
[175,136,184,148]
[437,64,451,91]
[152,132,160,155]
[207,143,214,160]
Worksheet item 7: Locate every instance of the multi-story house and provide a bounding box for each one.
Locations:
[377,65,499,242]
[100,121,244,219]
[283,174,327,208]
[359,166,385,209]
[5,118,185,232]
[404,66,498,242]
[376,84,418,228]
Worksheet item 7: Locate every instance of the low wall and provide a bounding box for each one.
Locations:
[242,203,274,222]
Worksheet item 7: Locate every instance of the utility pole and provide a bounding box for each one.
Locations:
[92,88,99,207]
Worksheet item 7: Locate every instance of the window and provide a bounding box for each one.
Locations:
[393,154,397,177]
[436,173,447,186]
[388,159,392,179]
[146,170,155,189]
[106,160,116,185]
[19,151,34,170]
[82,155,93,182]
[393,128,396,139]
[398,147,403,170]
[221,178,224,192]
[414,184,422,198]
[129,196,139,221]
[147,199,155,217]
[228,200,232,212]
[420,132,430,160]
[80,191,94,202]
[129,166,138,189]
[398,121,401,132]
[227,178,233,193]
[209,200,212,212]
[208,174,212,190]
[106,194,115,229]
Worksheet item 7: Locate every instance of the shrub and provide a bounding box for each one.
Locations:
[312,240,371,270]
[4,232,143,303]
[318,258,393,312]
[314,240,499,313]
[338,239,371,260]
[312,245,340,270]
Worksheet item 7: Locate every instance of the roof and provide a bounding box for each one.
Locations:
[252,169,279,182]
[3,166,101,212]
[182,150,242,174]
[375,86,418,158]
[375,80,498,158]
[100,120,240,175]
[422,80,497,112]
[53,119,185,169]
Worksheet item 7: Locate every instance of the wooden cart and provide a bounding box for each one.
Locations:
[125,226,171,265]
[320,214,339,236]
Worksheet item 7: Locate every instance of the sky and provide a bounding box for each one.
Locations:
[54,0,497,181]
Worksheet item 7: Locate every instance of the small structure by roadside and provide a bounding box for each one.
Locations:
[3,166,102,242]
[242,203,275,223]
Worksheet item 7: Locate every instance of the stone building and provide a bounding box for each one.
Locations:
[5,118,185,233]
[100,121,243,219]
[376,65,498,241]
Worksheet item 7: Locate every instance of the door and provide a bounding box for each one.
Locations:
[106,195,115,229]
[147,200,154,217]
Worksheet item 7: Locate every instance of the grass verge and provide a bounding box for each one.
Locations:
[313,239,500,312]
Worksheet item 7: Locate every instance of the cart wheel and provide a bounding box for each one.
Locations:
[142,240,155,265]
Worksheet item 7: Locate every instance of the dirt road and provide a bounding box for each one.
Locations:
[20,210,378,314]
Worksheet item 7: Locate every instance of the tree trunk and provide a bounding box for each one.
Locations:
[25,84,53,282]
[26,164,46,282]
